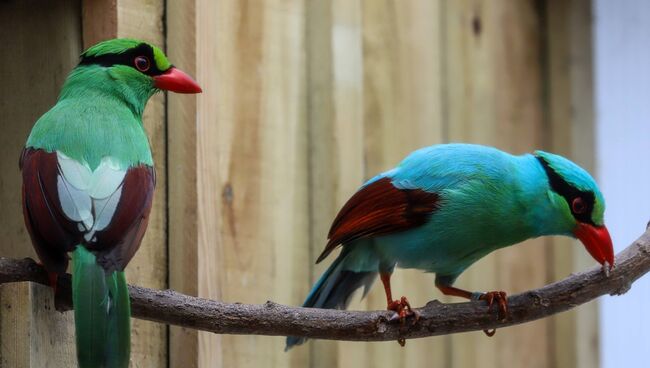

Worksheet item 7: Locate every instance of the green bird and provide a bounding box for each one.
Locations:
[287,143,614,349]
[20,38,201,367]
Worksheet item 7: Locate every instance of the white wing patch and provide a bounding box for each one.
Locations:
[56,151,127,243]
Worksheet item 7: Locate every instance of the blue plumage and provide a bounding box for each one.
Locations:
[286,143,613,349]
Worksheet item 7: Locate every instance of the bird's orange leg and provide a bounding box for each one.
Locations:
[380,272,420,346]
[435,283,508,337]
[380,272,416,319]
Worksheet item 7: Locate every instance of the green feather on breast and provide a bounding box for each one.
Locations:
[26,67,153,170]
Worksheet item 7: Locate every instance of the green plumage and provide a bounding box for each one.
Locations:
[26,64,154,170]
[19,38,200,367]
[72,247,130,368]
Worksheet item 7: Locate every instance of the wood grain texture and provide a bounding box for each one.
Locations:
[544,2,598,368]
[305,1,338,367]
[0,1,81,367]
[112,1,169,367]
[82,0,117,47]
[359,1,447,367]
[168,1,310,367]
[166,0,200,366]
[196,0,220,366]
[0,0,598,366]
[305,1,367,367]
[209,1,309,367]
[0,284,30,367]
[442,1,548,368]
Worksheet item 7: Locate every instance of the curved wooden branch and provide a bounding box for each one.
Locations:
[1,226,649,343]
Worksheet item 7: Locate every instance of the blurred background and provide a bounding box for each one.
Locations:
[0,0,647,367]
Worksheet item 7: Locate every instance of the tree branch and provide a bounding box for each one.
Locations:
[1,226,649,342]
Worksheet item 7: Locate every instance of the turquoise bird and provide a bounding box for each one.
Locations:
[286,143,614,349]
[20,39,201,367]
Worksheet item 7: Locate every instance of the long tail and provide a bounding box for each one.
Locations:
[72,247,130,368]
[285,248,377,350]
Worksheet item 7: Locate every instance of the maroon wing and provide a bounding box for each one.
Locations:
[20,148,155,274]
[93,165,155,272]
[316,177,440,263]
[21,149,79,273]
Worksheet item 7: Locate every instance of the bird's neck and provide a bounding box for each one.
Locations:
[59,65,154,118]
[26,65,154,171]
[515,154,573,238]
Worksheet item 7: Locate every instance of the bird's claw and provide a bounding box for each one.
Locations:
[478,290,508,337]
[387,296,419,324]
[479,290,508,320]
[387,296,420,346]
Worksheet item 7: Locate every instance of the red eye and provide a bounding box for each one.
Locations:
[134,56,150,72]
[572,197,586,214]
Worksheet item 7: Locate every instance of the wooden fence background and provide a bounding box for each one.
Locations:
[0,0,599,367]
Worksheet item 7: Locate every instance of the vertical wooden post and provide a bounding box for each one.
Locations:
[82,0,117,47]
[306,1,367,367]
[0,1,168,366]
[115,1,169,366]
[168,1,310,367]
[82,0,170,365]
[167,0,200,365]
[443,1,549,368]
[0,2,81,367]
[359,1,448,367]
[305,1,339,367]
[545,1,598,368]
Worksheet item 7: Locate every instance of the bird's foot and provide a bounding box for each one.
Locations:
[387,296,420,346]
[475,290,508,337]
[387,296,420,324]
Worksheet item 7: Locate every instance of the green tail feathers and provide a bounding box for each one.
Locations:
[72,247,130,368]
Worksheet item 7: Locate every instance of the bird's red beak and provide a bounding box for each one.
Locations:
[153,67,202,94]
[574,222,614,270]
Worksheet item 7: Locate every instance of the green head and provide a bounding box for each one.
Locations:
[60,38,201,114]
[534,150,614,268]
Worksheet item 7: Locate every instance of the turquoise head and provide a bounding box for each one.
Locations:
[535,150,614,268]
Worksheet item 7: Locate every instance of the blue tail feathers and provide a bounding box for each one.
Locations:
[285,249,377,350]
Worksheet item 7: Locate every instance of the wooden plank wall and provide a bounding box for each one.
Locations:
[545,2,599,368]
[443,2,549,367]
[0,2,81,367]
[0,0,598,367]
[166,1,598,368]
[0,1,168,367]
[83,1,169,367]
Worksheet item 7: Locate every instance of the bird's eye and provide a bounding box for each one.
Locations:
[571,197,586,214]
[134,56,150,72]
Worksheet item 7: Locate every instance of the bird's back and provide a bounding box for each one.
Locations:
[26,89,153,171]
[22,85,155,274]
[363,144,545,275]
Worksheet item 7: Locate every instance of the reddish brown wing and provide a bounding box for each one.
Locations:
[316,177,439,263]
[93,165,155,272]
[21,148,155,274]
[21,149,79,273]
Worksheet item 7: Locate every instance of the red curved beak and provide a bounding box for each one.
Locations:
[574,223,614,270]
[153,67,202,94]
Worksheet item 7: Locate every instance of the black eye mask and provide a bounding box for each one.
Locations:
[535,155,595,225]
[79,43,166,77]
